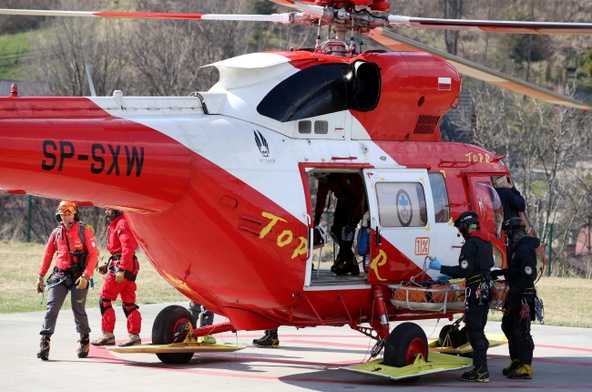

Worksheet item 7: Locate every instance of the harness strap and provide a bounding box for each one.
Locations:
[466,272,491,286]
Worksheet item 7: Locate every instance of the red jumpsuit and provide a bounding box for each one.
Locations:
[98,214,141,335]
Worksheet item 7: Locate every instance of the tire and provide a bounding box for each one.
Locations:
[438,324,463,347]
[152,304,195,364]
[383,322,428,368]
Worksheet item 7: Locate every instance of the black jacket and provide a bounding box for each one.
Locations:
[496,186,526,221]
[441,229,494,283]
[505,236,540,296]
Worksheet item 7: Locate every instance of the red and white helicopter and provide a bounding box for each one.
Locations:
[1,0,591,381]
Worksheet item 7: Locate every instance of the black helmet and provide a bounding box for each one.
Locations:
[502,217,526,234]
[454,210,479,232]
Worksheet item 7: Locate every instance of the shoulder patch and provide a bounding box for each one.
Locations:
[524,266,533,275]
[461,260,469,269]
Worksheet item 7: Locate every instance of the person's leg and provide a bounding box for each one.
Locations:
[37,283,68,360]
[507,298,534,379]
[91,274,121,346]
[71,282,91,358]
[461,303,490,382]
[119,281,142,347]
[501,299,521,375]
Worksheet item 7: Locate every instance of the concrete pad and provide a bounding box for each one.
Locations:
[1,302,591,391]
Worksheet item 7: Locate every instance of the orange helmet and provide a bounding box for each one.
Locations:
[55,200,79,221]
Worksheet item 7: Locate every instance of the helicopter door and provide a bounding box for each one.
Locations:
[465,175,503,241]
[465,175,505,267]
[362,169,457,284]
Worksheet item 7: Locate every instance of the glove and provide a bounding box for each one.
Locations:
[436,274,451,284]
[36,277,44,294]
[341,221,356,242]
[97,263,108,275]
[75,275,88,290]
[313,225,328,246]
[116,270,125,283]
[428,258,442,271]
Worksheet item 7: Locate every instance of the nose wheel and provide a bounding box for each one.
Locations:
[383,322,428,367]
[152,304,196,364]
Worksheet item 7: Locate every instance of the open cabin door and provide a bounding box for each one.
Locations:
[464,175,505,268]
[362,168,461,284]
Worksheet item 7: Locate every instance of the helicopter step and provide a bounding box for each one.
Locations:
[310,267,367,286]
[342,351,472,381]
[107,341,246,355]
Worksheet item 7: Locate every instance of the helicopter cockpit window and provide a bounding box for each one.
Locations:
[376,182,427,227]
[428,172,450,223]
[257,62,380,122]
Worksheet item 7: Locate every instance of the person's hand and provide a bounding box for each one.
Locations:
[36,277,44,294]
[428,258,441,271]
[75,276,88,290]
[116,270,125,283]
[75,275,88,290]
[97,263,108,275]
[436,274,451,284]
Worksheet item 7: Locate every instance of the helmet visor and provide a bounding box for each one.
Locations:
[57,205,76,215]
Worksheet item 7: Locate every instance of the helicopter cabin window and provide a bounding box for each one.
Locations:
[376,182,427,227]
[428,172,450,223]
[314,120,329,134]
[257,62,380,122]
[298,120,330,135]
[299,121,312,134]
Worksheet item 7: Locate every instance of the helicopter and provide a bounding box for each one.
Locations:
[1,0,591,382]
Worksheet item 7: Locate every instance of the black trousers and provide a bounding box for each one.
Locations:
[465,301,490,369]
[501,296,535,365]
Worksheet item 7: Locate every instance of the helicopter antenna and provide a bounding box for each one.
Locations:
[84,63,97,97]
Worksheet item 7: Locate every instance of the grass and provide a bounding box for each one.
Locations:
[1,240,591,328]
[0,30,35,80]
[0,241,187,314]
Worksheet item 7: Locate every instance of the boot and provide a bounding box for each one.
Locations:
[330,258,347,274]
[198,335,217,344]
[118,334,141,347]
[37,334,50,360]
[331,260,360,276]
[502,358,521,375]
[91,332,115,346]
[507,363,533,379]
[253,329,280,348]
[253,330,270,345]
[460,365,490,383]
[77,334,90,358]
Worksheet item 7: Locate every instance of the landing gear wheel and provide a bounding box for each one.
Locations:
[152,305,195,364]
[438,323,466,347]
[383,322,428,367]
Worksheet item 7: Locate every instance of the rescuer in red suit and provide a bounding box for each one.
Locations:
[36,200,99,360]
[91,208,142,347]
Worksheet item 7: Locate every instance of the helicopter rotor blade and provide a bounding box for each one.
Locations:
[368,28,592,111]
[387,15,592,35]
[0,8,295,23]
